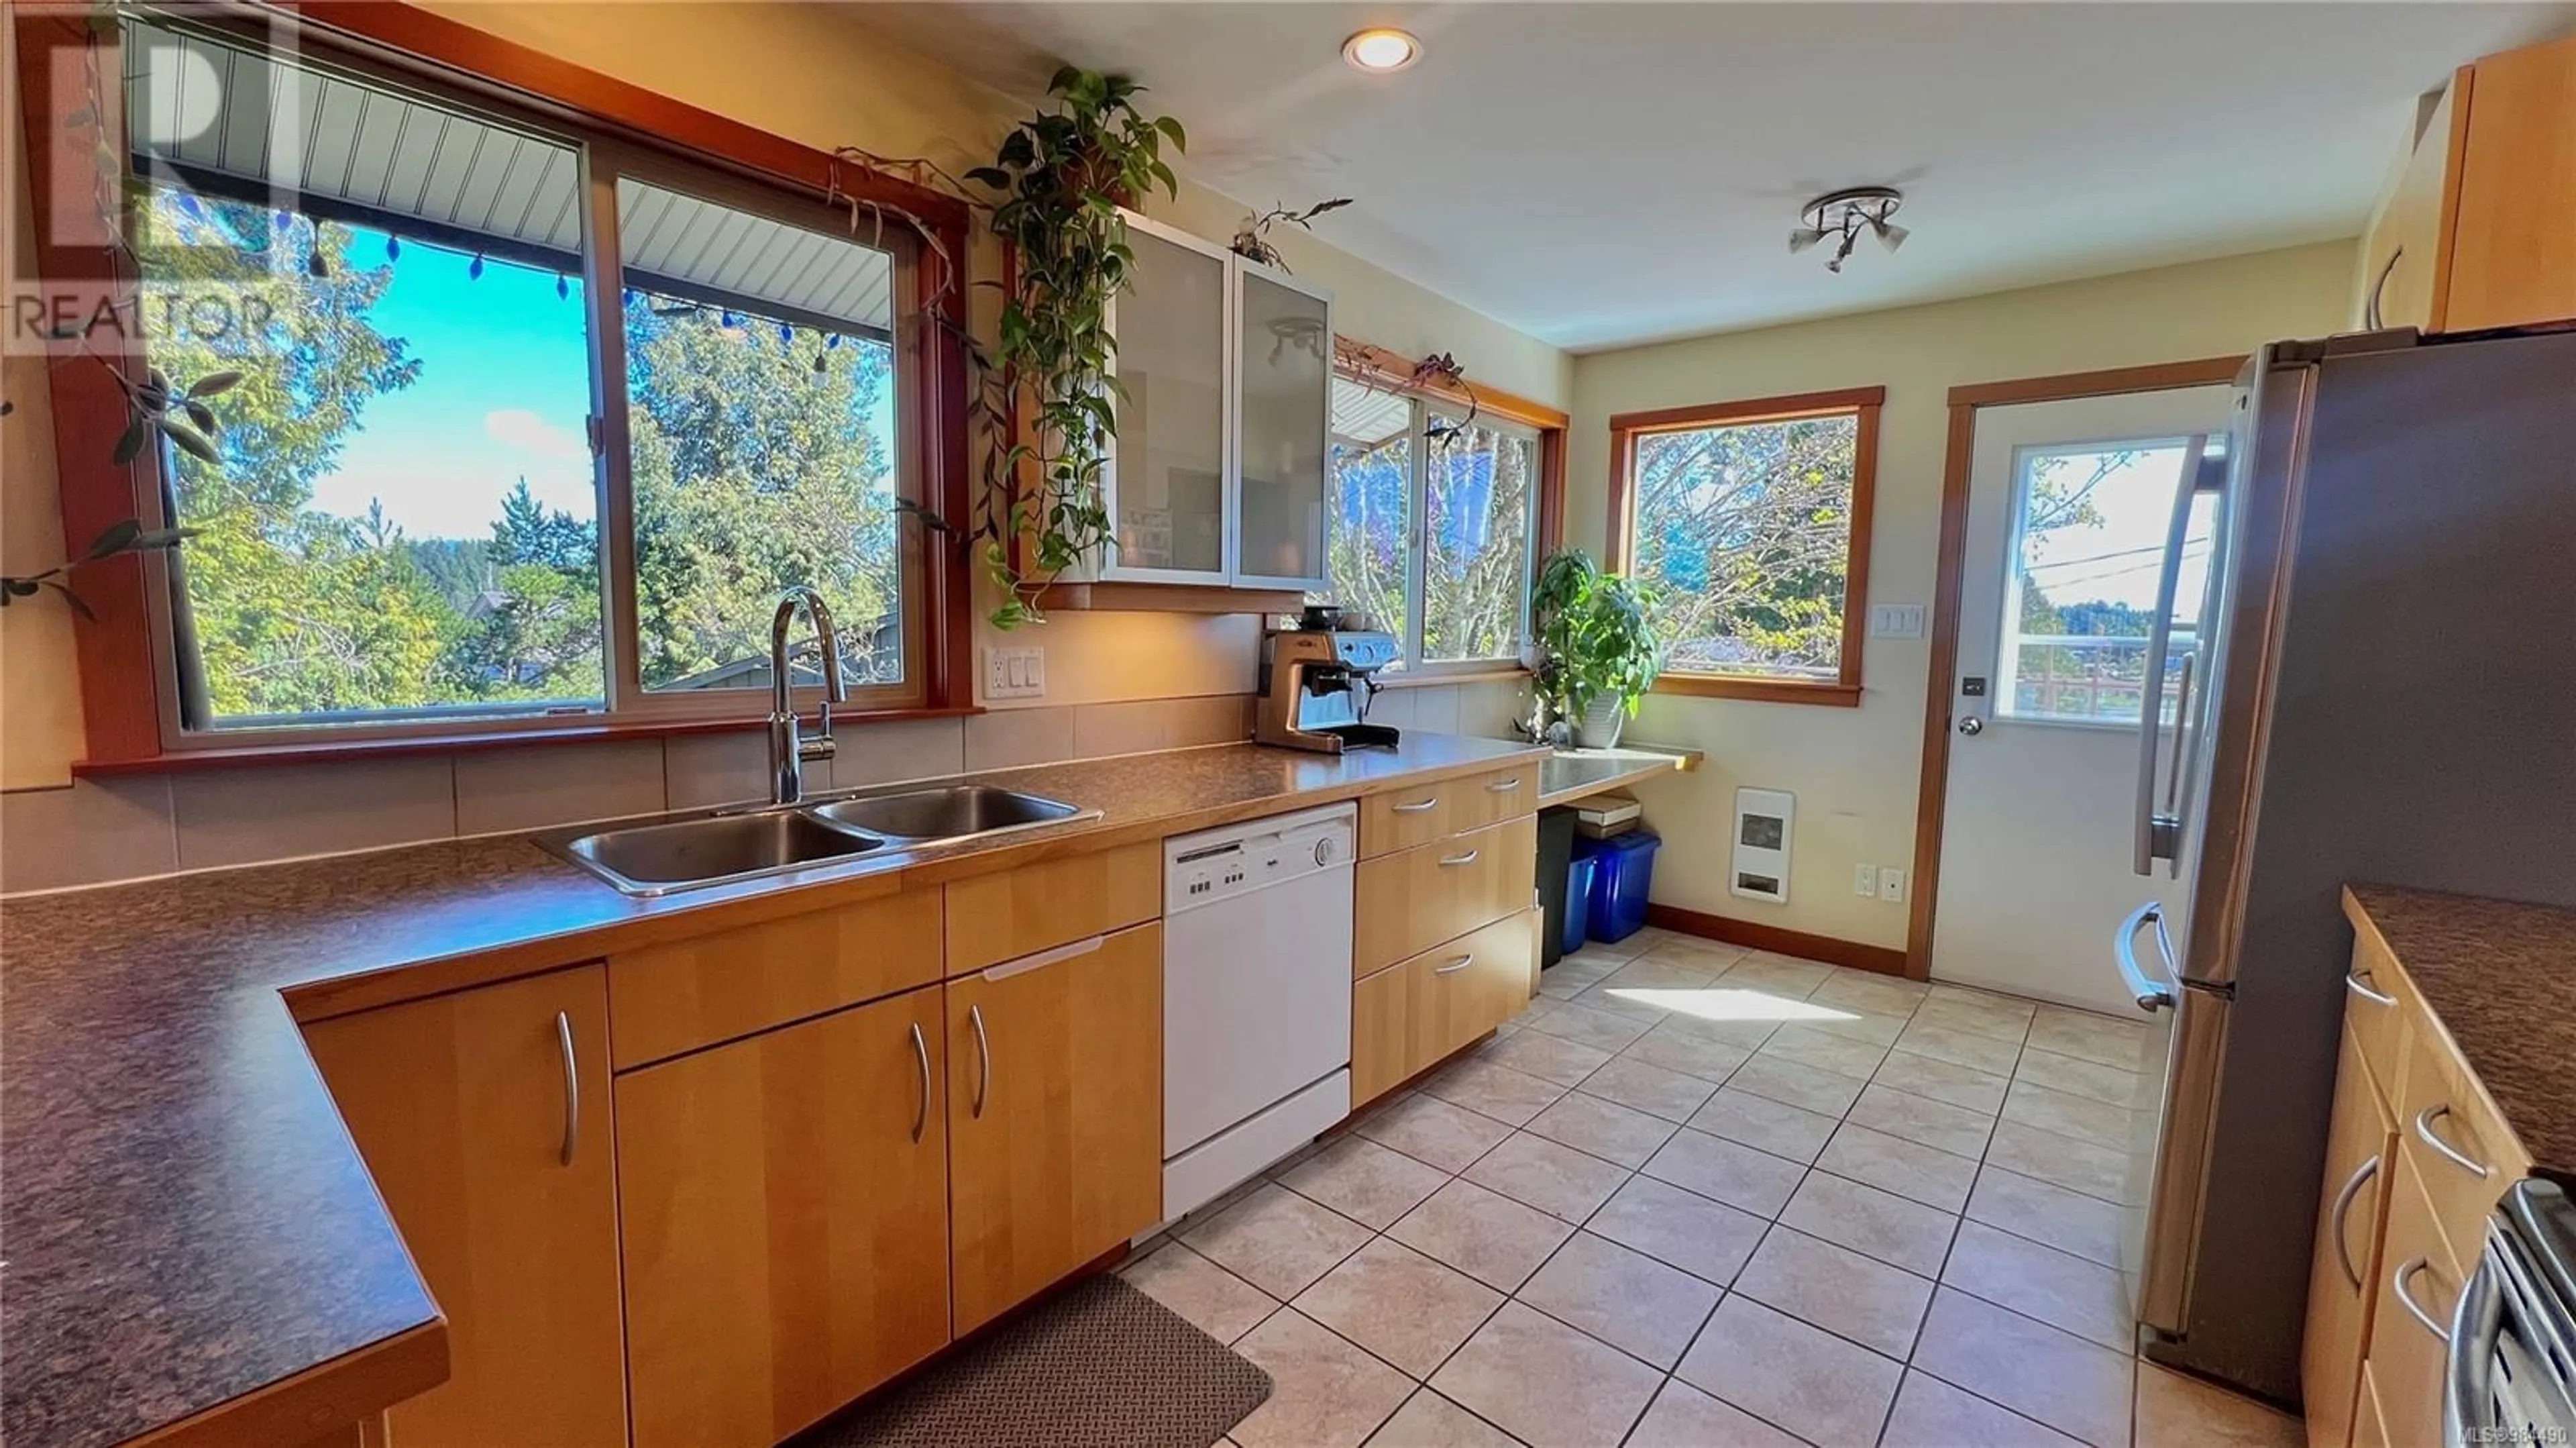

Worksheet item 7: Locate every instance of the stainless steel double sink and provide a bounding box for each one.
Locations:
[539,784,1096,896]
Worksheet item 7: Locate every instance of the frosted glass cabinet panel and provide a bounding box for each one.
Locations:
[1234,265,1333,589]
[1108,223,1230,580]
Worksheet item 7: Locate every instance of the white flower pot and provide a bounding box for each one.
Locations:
[1575,696,1627,749]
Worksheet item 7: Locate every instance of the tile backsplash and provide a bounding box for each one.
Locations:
[0,677,1529,896]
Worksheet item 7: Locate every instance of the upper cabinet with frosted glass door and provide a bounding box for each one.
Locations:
[1087,212,1331,591]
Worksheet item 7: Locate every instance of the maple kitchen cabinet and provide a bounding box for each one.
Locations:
[2357,32,2576,334]
[946,921,1165,1335]
[301,965,627,1448]
[614,982,952,1448]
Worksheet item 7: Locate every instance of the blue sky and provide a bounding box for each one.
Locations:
[311,232,598,539]
[307,225,899,544]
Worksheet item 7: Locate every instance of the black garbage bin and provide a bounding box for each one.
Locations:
[1536,805,1578,970]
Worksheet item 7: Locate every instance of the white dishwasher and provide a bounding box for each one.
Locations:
[1161,801,1354,1221]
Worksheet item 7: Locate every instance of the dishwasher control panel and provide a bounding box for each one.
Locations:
[1167,803,1355,913]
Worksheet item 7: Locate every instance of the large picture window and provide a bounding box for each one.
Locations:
[1324,375,1540,669]
[99,10,946,745]
[1608,386,1882,705]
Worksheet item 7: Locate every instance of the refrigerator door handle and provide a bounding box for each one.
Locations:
[2114,900,2178,1013]
[2133,433,2210,876]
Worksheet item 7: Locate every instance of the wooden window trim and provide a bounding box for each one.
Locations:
[1607,384,1884,706]
[11,1,974,771]
[1332,338,1564,678]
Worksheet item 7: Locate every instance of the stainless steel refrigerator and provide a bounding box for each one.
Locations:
[2116,327,2576,1404]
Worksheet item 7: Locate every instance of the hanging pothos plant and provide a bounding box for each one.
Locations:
[955,68,1186,628]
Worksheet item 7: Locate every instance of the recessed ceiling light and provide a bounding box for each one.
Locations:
[1342,28,1421,73]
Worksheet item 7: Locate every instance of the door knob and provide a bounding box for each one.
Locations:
[1957,716,1984,736]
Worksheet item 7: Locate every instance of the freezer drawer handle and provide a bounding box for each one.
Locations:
[2345,968,2396,1009]
[2394,1256,2451,1342]
[2328,1155,2380,1290]
[2112,900,2177,1013]
[2413,1104,2491,1180]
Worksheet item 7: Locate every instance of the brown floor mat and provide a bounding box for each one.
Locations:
[792,1274,1273,1448]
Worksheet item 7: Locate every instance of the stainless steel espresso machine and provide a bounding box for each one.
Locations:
[1256,624,1401,754]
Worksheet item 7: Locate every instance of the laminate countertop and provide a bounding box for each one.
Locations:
[0,734,1546,1448]
[2345,884,2576,1175]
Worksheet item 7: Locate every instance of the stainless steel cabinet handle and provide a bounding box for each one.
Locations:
[2346,969,2396,1009]
[908,1022,930,1143]
[1439,849,1480,867]
[2329,1155,2379,1290]
[1485,777,1522,793]
[2414,1104,2490,1179]
[968,1004,991,1120]
[2367,245,2402,331]
[1434,954,1475,975]
[553,1010,580,1168]
[2394,1256,2450,1341]
[1391,797,1440,813]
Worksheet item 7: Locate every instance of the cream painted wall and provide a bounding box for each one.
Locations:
[1571,241,2357,949]
[0,1,1566,790]
[2,85,87,788]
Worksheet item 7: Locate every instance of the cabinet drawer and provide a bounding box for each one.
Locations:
[1352,909,1538,1106]
[2396,1017,2525,1267]
[1354,815,1538,977]
[2366,1149,2460,1448]
[944,839,1161,976]
[1358,764,1537,859]
[2342,931,2410,1107]
[608,890,943,1069]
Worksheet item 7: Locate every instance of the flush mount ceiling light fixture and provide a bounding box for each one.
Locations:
[1788,187,1910,274]
[1342,28,1421,73]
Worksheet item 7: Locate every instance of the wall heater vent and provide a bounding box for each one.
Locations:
[1731,788,1794,904]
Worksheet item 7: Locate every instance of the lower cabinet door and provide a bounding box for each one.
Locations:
[616,984,951,1448]
[302,964,627,1448]
[2301,1025,2396,1448]
[2365,1149,2462,1448]
[1352,909,1538,1106]
[947,923,1163,1335]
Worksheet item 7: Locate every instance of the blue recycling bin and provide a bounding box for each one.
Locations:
[1586,829,1662,944]
[1562,852,1598,957]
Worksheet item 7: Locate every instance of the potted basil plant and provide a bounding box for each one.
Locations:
[1532,550,1664,749]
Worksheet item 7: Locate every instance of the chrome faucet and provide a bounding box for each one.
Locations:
[767,586,847,805]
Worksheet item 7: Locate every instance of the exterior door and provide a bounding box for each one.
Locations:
[1930,385,2233,1013]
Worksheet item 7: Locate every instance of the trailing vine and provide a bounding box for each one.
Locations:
[957,68,1186,627]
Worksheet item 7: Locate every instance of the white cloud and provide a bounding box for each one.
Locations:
[483,408,589,461]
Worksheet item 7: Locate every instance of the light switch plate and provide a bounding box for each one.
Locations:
[983,646,1046,700]
[1854,864,1878,896]
[1869,603,1927,639]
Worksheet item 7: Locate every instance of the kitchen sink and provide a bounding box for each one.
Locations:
[806,784,1091,843]
[550,809,886,896]
[545,784,1096,895]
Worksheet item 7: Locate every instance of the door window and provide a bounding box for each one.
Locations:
[1997,441,2216,726]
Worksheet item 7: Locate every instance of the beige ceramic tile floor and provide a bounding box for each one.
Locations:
[1122,926,2308,1448]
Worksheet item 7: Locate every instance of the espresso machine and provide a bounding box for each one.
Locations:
[1257,623,1401,754]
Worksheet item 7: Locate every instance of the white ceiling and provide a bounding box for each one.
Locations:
[849,2,2571,353]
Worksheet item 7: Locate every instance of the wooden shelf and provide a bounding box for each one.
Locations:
[1030,582,1307,617]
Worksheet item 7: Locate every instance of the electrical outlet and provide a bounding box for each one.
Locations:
[1854,864,1878,897]
[983,646,1046,700]
[1879,867,1906,902]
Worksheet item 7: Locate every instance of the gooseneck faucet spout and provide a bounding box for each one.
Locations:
[768,586,847,805]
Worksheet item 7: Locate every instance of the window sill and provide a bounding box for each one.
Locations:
[69,705,987,778]
[1376,664,1530,690]
[1652,676,1863,707]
